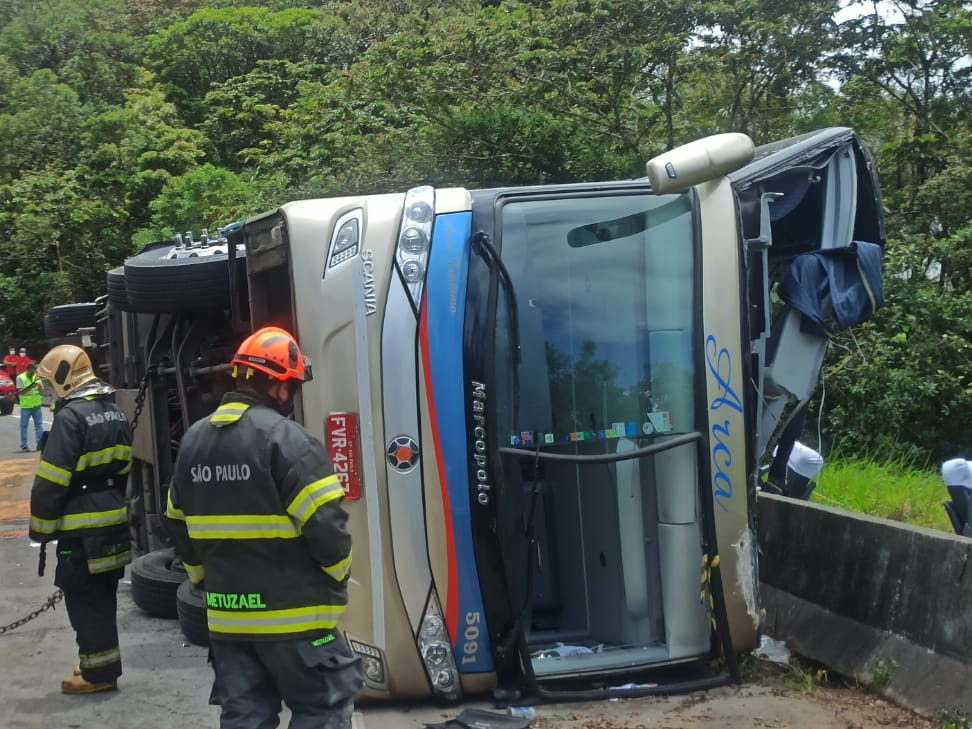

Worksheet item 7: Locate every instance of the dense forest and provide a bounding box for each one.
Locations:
[0,0,970,464]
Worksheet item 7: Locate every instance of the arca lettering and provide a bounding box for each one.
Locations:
[706,335,743,513]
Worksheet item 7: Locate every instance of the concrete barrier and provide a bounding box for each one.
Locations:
[757,492,972,716]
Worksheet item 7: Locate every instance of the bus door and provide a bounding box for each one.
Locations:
[465,187,731,695]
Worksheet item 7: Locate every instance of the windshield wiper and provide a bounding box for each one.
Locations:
[472,231,521,423]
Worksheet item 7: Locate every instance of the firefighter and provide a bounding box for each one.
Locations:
[29,344,133,694]
[165,326,362,729]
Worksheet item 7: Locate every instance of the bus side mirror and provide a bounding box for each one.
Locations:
[646,133,755,194]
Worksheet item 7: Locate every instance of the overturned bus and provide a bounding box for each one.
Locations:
[62,126,884,702]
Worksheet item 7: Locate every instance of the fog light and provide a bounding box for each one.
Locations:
[348,638,386,688]
[361,655,384,683]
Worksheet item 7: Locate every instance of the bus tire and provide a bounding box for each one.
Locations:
[123,244,246,314]
[129,547,186,619]
[43,303,99,338]
[0,400,13,415]
[107,267,132,311]
[176,578,209,647]
[46,335,83,348]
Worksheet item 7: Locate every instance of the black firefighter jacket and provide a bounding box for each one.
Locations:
[28,392,133,574]
[165,391,352,641]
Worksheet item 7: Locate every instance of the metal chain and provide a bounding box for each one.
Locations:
[1,369,155,635]
[129,365,155,434]
[0,589,64,636]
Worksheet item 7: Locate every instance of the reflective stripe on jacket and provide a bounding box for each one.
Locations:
[165,391,352,641]
[16,372,43,409]
[29,392,133,573]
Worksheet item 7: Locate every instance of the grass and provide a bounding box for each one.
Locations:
[809,457,953,533]
[940,709,972,729]
[872,658,899,688]
[740,652,831,695]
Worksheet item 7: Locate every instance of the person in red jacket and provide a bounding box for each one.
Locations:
[4,347,19,379]
[15,347,31,374]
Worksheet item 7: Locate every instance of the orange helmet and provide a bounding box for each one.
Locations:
[231,326,312,383]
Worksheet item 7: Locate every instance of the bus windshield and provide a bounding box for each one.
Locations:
[491,191,708,679]
[497,192,697,448]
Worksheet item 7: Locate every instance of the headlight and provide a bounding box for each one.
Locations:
[423,641,450,668]
[396,186,435,306]
[417,590,461,701]
[406,199,433,224]
[401,259,425,283]
[327,212,362,270]
[420,614,444,640]
[400,226,429,254]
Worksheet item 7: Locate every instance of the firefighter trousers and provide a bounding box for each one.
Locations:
[54,540,124,684]
[209,633,363,729]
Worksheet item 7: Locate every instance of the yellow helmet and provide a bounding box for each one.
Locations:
[38,344,97,398]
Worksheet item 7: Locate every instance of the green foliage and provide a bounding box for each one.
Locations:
[139,6,329,124]
[139,164,261,244]
[689,0,842,140]
[739,652,829,695]
[940,709,972,729]
[78,72,209,239]
[823,138,972,463]
[872,658,898,688]
[0,69,84,182]
[200,59,330,169]
[0,0,968,468]
[811,457,952,533]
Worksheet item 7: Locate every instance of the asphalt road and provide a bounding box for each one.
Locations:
[0,405,932,729]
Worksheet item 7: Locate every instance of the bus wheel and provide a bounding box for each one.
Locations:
[107,267,133,311]
[176,578,209,647]
[130,547,186,619]
[43,303,99,338]
[123,243,246,314]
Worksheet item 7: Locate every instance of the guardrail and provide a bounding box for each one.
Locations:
[757,492,972,716]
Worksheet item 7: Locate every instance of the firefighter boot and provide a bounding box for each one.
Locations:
[60,675,117,694]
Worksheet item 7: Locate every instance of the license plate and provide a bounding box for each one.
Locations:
[326,412,362,500]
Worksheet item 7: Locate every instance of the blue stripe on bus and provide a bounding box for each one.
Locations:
[424,211,494,673]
